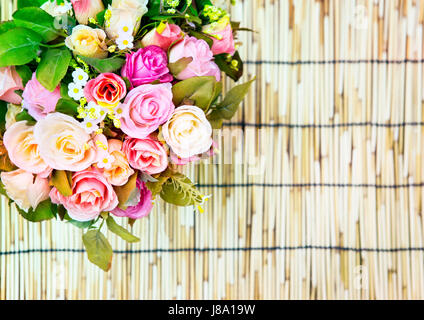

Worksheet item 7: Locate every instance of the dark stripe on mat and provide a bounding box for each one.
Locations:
[197,183,424,188]
[245,59,424,65]
[223,122,424,128]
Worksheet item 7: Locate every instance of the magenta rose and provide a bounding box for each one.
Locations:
[121,45,173,88]
[111,178,153,219]
[22,73,61,120]
[0,66,24,104]
[120,83,175,139]
[122,136,168,175]
[50,167,119,221]
[168,36,221,81]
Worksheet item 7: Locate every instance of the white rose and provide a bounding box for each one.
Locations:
[106,0,148,39]
[162,105,213,159]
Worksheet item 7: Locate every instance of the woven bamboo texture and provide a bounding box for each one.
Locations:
[1,0,424,300]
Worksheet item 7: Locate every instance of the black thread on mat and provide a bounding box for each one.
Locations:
[223,121,424,128]
[245,59,424,65]
[196,183,424,189]
[1,246,424,256]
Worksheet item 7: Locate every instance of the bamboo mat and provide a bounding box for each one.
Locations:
[1,0,424,300]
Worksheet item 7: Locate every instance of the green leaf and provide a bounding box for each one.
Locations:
[50,170,73,197]
[15,65,32,86]
[0,21,16,36]
[171,76,220,111]
[168,57,193,78]
[0,27,42,68]
[15,109,36,123]
[55,98,79,116]
[214,51,244,82]
[36,48,71,91]
[208,78,255,121]
[16,199,56,222]
[69,219,94,229]
[96,9,107,26]
[113,173,138,210]
[106,216,140,243]
[13,7,60,43]
[17,0,48,9]
[82,229,113,271]
[160,173,203,207]
[78,55,125,73]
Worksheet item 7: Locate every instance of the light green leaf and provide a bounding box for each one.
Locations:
[36,48,71,91]
[13,7,60,43]
[168,57,193,78]
[16,199,57,222]
[50,170,73,197]
[171,76,220,111]
[113,173,138,210]
[208,78,255,121]
[69,219,94,229]
[78,55,125,73]
[55,98,79,116]
[0,21,16,36]
[82,229,113,271]
[160,173,204,207]
[0,27,42,68]
[17,0,48,9]
[106,216,140,243]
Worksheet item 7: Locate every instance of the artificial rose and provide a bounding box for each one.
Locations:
[3,121,51,176]
[65,25,108,59]
[162,105,213,159]
[1,169,50,212]
[84,73,127,108]
[50,167,118,221]
[111,178,152,219]
[5,104,22,130]
[202,17,236,56]
[168,36,221,81]
[122,136,168,175]
[106,0,148,39]
[70,0,104,24]
[102,139,134,186]
[121,46,173,88]
[0,66,24,105]
[22,73,61,121]
[120,83,175,139]
[34,113,108,171]
[41,0,72,16]
[141,22,184,50]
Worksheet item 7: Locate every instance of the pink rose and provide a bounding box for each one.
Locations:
[50,167,119,221]
[141,23,184,50]
[22,73,61,120]
[1,169,50,212]
[0,66,24,104]
[168,36,221,81]
[111,178,153,219]
[71,0,104,25]
[84,73,127,108]
[123,136,168,175]
[202,17,236,56]
[120,83,175,139]
[3,121,51,177]
[121,46,173,88]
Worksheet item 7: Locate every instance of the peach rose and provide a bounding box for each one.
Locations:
[122,136,168,175]
[1,169,50,212]
[65,25,108,59]
[102,139,134,186]
[50,167,118,221]
[3,121,51,177]
[71,0,104,25]
[84,73,127,108]
[162,105,213,158]
[0,66,24,105]
[33,113,108,171]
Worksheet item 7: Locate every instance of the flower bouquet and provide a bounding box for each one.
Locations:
[0,0,252,270]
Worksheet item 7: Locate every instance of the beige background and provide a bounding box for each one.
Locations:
[1,0,424,299]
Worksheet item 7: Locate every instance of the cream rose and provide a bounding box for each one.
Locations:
[3,121,51,176]
[162,105,213,159]
[106,0,148,39]
[65,25,108,59]
[33,113,107,172]
[102,139,135,186]
[1,169,50,212]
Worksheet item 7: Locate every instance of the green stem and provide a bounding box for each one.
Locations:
[39,42,66,48]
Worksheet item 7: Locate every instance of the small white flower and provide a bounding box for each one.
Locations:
[116,34,134,50]
[86,101,107,121]
[97,154,116,170]
[112,104,124,119]
[117,22,133,36]
[81,119,99,134]
[72,68,89,86]
[68,83,84,100]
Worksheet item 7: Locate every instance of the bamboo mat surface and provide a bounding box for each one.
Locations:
[1,0,424,300]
